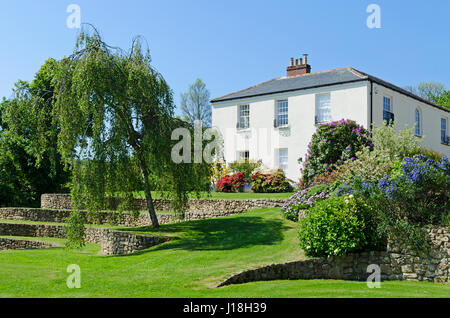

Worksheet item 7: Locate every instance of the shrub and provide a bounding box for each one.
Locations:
[298,195,376,257]
[228,159,262,183]
[301,119,372,185]
[251,169,293,193]
[281,184,330,221]
[417,147,444,162]
[335,155,450,251]
[216,173,244,192]
[337,123,422,184]
[211,160,231,185]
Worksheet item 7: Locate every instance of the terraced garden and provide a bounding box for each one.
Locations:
[1,207,449,298]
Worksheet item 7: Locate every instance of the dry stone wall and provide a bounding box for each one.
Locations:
[219,227,449,286]
[0,222,168,255]
[0,237,60,251]
[0,207,261,227]
[40,194,284,214]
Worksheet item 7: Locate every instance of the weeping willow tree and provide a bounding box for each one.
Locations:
[46,29,212,246]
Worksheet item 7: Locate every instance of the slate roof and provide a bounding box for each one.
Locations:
[211,67,450,113]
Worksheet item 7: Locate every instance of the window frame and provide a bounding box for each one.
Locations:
[237,104,250,130]
[237,150,250,161]
[315,93,331,124]
[277,148,289,173]
[414,107,422,137]
[441,117,449,145]
[274,100,289,128]
[383,96,394,125]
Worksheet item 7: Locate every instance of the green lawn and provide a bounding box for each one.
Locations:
[134,191,295,200]
[0,208,448,298]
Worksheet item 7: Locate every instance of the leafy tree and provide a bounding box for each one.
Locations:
[405,81,446,104]
[27,30,211,246]
[0,60,70,208]
[180,78,212,127]
[437,91,450,110]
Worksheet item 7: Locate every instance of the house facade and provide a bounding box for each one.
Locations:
[211,58,450,182]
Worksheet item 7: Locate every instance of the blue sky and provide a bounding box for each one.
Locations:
[1,0,449,116]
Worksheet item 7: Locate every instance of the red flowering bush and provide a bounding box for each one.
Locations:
[216,173,244,192]
[251,169,293,193]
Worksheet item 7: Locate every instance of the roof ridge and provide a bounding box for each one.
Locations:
[211,77,281,102]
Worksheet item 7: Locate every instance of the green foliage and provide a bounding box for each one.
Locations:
[436,90,450,110]
[0,60,70,208]
[228,159,262,183]
[405,82,446,104]
[301,119,372,185]
[298,196,377,257]
[251,169,293,193]
[418,147,444,162]
[337,123,422,183]
[14,30,212,245]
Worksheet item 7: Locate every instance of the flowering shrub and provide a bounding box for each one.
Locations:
[281,184,330,221]
[337,123,422,184]
[338,155,449,221]
[216,173,244,192]
[229,159,262,183]
[301,119,372,185]
[251,169,292,193]
[298,195,377,257]
[332,155,450,251]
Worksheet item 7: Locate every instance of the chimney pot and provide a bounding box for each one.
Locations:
[286,55,311,77]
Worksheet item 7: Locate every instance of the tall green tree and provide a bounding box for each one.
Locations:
[180,78,212,127]
[0,60,70,208]
[32,31,210,243]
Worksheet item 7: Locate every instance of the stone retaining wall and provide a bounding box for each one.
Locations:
[0,207,255,227]
[40,194,284,213]
[219,227,449,286]
[0,222,168,255]
[0,237,60,251]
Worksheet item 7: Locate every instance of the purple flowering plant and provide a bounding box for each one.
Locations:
[282,184,330,221]
[301,119,372,186]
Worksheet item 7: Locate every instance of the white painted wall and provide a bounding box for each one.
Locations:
[372,83,450,156]
[212,81,370,182]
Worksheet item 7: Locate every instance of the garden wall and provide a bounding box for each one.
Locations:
[0,237,60,251]
[0,207,262,227]
[219,227,449,286]
[40,194,285,213]
[0,222,169,255]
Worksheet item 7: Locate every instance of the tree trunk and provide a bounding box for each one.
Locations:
[139,160,160,228]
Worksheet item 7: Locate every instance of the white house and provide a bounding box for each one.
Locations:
[211,57,450,182]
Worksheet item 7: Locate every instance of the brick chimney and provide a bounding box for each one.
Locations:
[286,55,311,77]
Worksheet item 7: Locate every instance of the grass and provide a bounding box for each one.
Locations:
[0,208,448,298]
[134,191,295,200]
